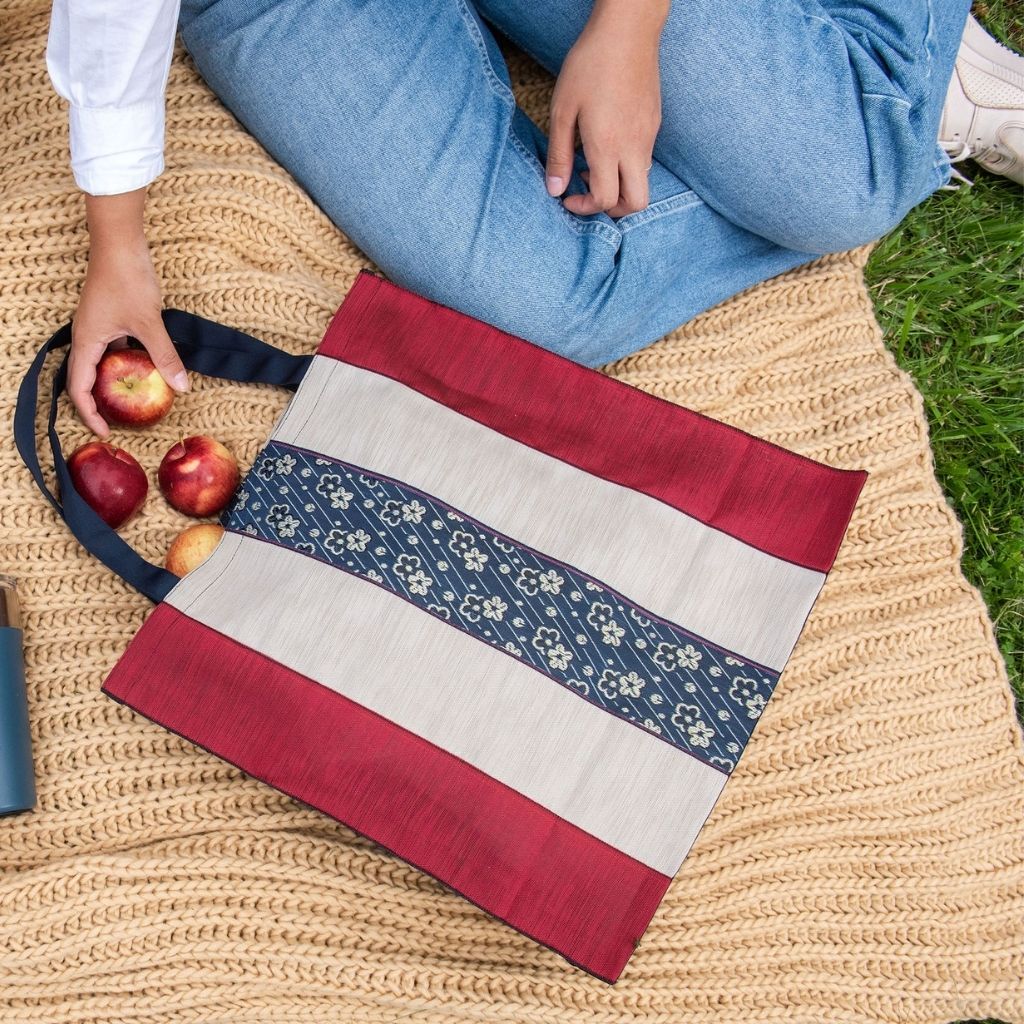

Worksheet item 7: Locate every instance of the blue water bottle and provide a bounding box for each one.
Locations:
[0,574,35,816]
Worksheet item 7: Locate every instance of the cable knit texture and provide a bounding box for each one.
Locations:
[1,2,1022,1021]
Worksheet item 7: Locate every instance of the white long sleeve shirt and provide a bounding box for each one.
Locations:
[45,0,181,195]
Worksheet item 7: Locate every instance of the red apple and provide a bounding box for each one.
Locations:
[158,435,240,517]
[92,347,176,428]
[166,523,224,575]
[66,441,148,529]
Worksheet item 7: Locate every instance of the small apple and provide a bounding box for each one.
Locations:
[166,523,225,576]
[92,347,176,428]
[158,435,240,517]
[66,441,148,529]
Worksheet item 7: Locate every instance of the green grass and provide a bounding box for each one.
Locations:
[864,3,1023,723]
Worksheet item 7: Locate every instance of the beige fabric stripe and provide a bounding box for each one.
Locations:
[269,355,824,671]
[166,532,727,876]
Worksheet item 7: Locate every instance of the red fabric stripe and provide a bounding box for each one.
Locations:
[102,603,672,984]
[318,270,866,573]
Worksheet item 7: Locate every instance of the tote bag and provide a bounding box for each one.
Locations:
[16,270,867,983]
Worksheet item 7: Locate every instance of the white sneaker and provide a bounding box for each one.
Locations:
[938,13,1024,188]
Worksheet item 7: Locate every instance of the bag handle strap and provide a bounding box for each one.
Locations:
[14,308,312,604]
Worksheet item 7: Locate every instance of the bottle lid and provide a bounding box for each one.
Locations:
[0,574,20,629]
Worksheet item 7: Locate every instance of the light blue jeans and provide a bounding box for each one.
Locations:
[176,0,972,367]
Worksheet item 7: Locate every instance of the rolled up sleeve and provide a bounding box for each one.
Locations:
[45,0,182,195]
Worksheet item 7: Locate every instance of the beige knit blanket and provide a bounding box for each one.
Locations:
[2,2,1022,1021]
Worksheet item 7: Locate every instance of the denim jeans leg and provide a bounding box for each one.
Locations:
[176,0,913,367]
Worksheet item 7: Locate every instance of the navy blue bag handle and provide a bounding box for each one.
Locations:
[14,308,312,604]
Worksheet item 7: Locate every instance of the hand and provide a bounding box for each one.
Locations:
[545,0,668,218]
[70,188,189,437]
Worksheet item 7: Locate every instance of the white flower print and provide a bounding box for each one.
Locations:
[538,569,564,595]
[235,489,250,509]
[300,467,312,478]
[531,626,562,654]
[641,718,662,734]
[407,569,433,595]
[436,559,449,570]
[482,595,507,621]
[392,553,421,578]
[374,546,387,555]
[316,473,353,509]
[379,498,404,525]
[274,453,296,475]
[568,678,590,695]
[653,641,702,673]
[634,638,647,649]
[600,620,625,646]
[445,510,464,522]
[303,503,315,513]
[584,580,603,592]
[515,567,541,595]
[710,756,734,771]
[569,590,583,602]
[345,529,371,552]
[255,456,276,481]
[426,602,451,619]
[709,665,723,678]
[401,499,426,523]
[531,627,573,668]
[447,529,475,555]
[729,676,770,719]
[717,708,732,721]
[324,528,348,555]
[598,668,646,700]
[431,519,444,529]
[511,616,525,628]
[503,640,523,656]
[629,609,651,626]
[357,473,376,485]
[545,606,558,618]
[460,593,485,621]
[266,504,300,539]
[315,458,331,466]
[575,633,588,644]
[671,703,715,748]
[725,656,744,667]
[463,547,488,571]
[243,524,257,535]
[295,541,315,555]
[498,563,511,574]
[546,644,573,670]
[442,590,455,601]
[649,693,663,705]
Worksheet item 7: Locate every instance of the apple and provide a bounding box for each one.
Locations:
[92,347,176,428]
[166,523,224,576]
[66,441,148,529]
[158,435,240,517]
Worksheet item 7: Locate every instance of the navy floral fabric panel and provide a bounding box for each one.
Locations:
[221,440,780,773]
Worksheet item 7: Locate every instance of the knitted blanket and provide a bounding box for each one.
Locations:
[2,2,1022,1021]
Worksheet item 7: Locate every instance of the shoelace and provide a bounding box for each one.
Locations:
[939,140,976,190]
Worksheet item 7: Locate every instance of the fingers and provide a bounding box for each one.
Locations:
[136,316,190,395]
[67,342,111,439]
[545,98,577,197]
[607,160,651,219]
[565,159,651,218]
[562,148,620,216]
